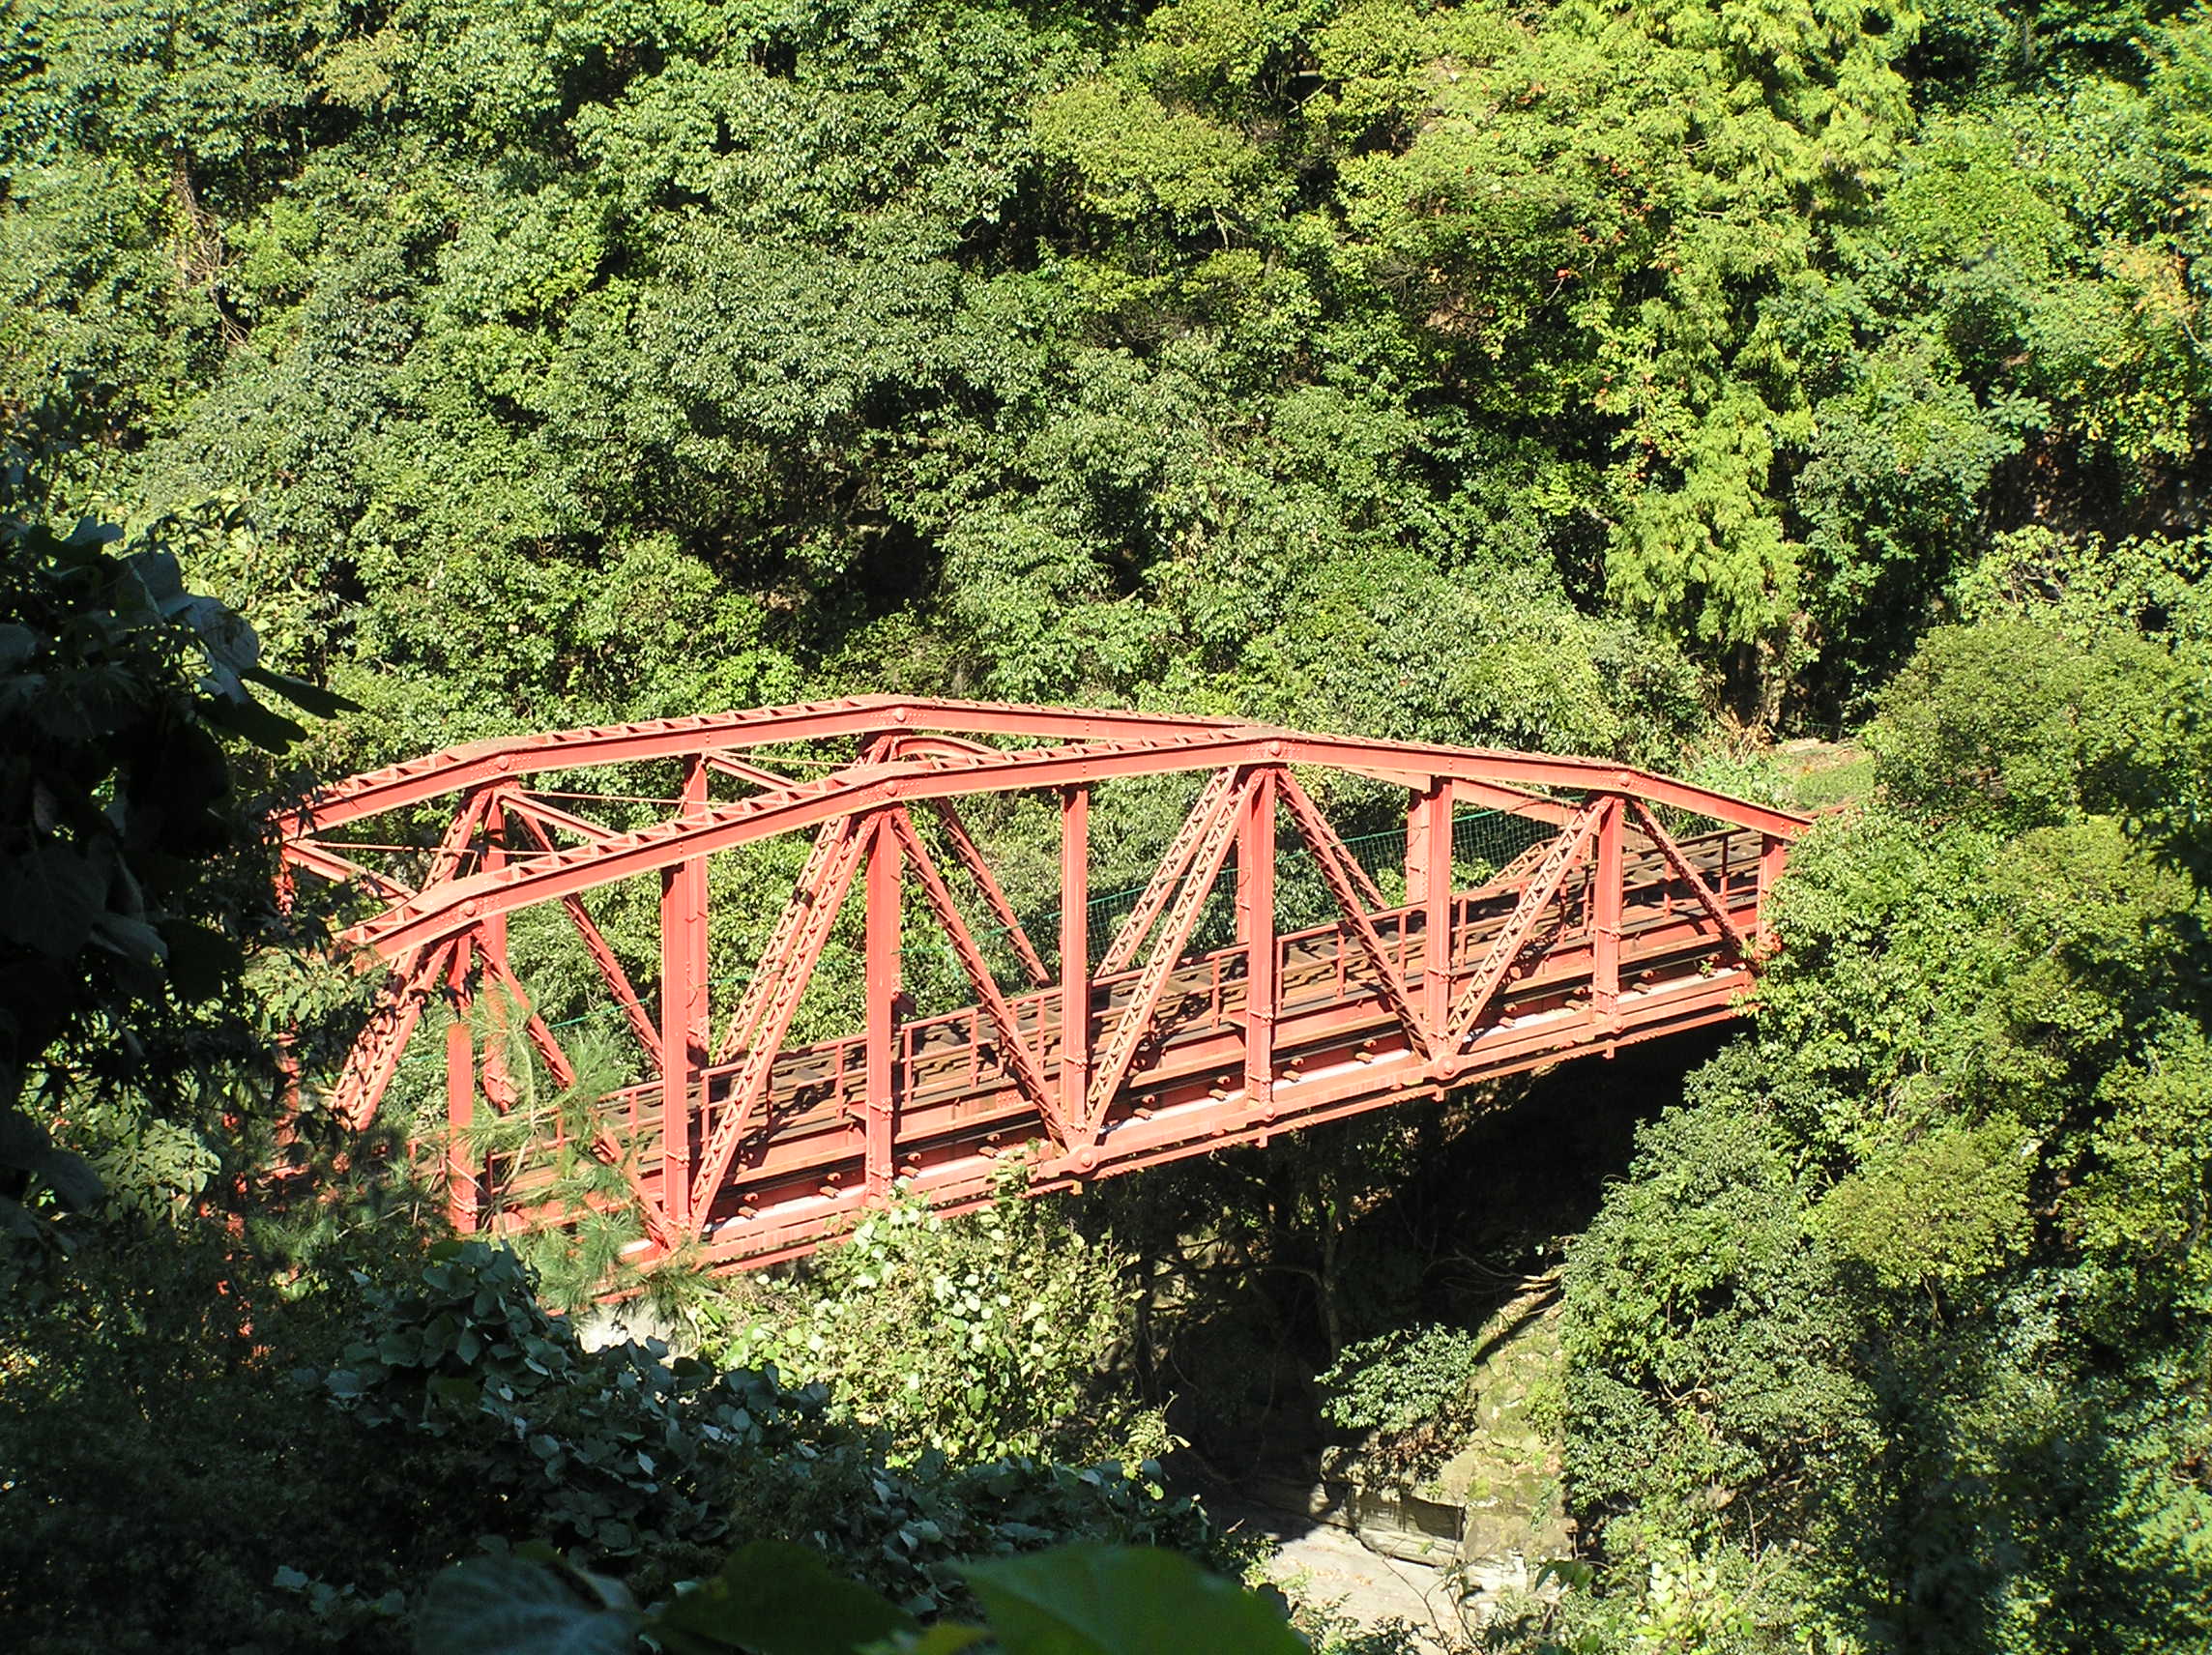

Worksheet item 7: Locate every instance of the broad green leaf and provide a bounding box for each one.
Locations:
[0,1108,55,1169]
[963,1546,1302,1655]
[414,1557,637,1655]
[87,911,165,965]
[200,690,307,753]
[0,623,39,672]
[883,1625,991,1654]
[243,662,364,718]
[30,1147,103,1211]
[158,918,244,1001]
[652,1541,917,1655]
[0,841,109,958]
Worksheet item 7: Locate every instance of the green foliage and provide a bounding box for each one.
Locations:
[323,1239,828,1560]
[7,0,2212,1647]
[0,431,345,1264]
[1864,619,2203,835]
[320,1239,1220,1616]
[1557,605,2212,1651]
[3,0,2204,744]
[1813,1119,2035,1292]
[723,1189,1171,1467]
[419,1538,1303,1655]
[0,1228,473,1655]
[1317,1322,1484,1437]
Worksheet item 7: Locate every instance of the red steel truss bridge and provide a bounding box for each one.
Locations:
[280,698,1808,1271]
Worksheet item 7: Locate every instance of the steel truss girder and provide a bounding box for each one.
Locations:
[280,701,1809,1273]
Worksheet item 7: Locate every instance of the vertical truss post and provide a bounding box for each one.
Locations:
[864,812,901,1198]
[1059,786,1091,1133]
[479,816,515,1109]
[1592,796,1623,1035]
[1239,769,1278,1113]
[1759,832,1787,951]
[659,756,710,1230]
[445,937,480,1234]
[1409,780,1452,1034]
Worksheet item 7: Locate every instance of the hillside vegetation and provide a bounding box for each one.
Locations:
[3,0,2210,1648]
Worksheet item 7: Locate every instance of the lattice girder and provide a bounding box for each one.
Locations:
[280,698,1806,1270]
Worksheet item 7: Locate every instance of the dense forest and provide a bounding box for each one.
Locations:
[3,0,2210,1647]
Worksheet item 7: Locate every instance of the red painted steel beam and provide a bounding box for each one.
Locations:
[686,820,870,1226]
[712,817,857,1064]
[888,809,1066,1147]
[1626,798,1754,960]
[1239,770,1278,1117]
[1098,767,1238,976]
[282,698,1256,834]
[1060,787,1091,1130]
[862,812,900,1199]
[444,938,479,1234]
[1085,772,1249,1135]
[344,726,1783,964]
[504,810,663,1064]
[1409,783,1452,1033]
[280,703,1810,1279]
[1274,769,1435,1063]
[1446,800,1606,1048]
[688,964,1761,1270]
[283,698,1801,845]
[929,799,1051,986]
[659,757,710,1229]
[569,840,1763,1255]
[1592,798,1623,1035]
[329,941,451,1126]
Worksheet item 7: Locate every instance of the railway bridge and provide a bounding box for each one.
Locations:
[281,699,1807,1270]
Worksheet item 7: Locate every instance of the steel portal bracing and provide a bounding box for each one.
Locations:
[280,697,1809,1269]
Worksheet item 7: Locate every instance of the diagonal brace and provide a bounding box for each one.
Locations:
[505,810,663,1065]
[888,810,1068,1146]
[1626,799,1754,960]
[331,941,452,1128]
[473,946,677,1249]
[714,817,859,1062]
[1274,770,1436,1062]
[1446,799,1606,1047]
[929,800,1050,986]
[1085,772,1248,1129]
[688,819,869,1228]
[1097,768,1238,976]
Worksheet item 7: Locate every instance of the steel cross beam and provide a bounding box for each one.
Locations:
[686,818,871,1228]
[334,724,1805,963]
[1274,770,1435,1064]
[1626,799,1755,960]
[1098,768,1239,976]
[503,809,663,1065]
[928,800,1051,986]
[1084,769,1250,1135]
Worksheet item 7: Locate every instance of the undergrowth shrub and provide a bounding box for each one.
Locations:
[722,1186,1173,1467]
[321,1239,1222,1615]
[1318,1322,1484,1439]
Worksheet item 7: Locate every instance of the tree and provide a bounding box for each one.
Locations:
[0,421,344,1256]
